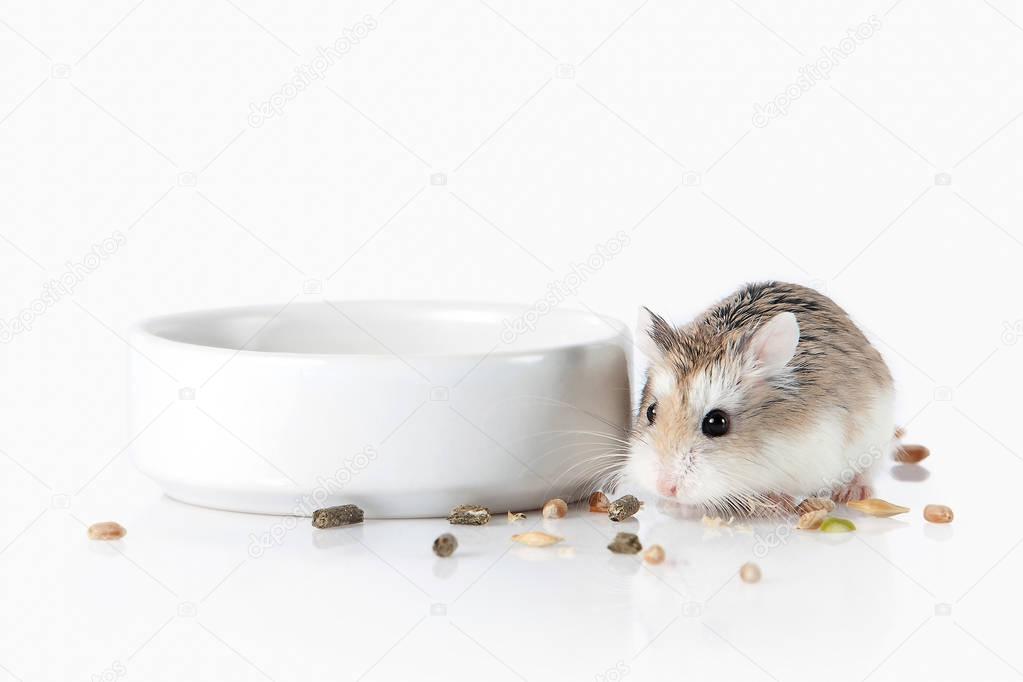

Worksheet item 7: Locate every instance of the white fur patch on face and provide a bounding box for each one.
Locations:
[686,368,743,419]
[623,441,660,497]
[650,370,676,397]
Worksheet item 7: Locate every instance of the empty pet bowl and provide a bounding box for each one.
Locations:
[128,301,632,518]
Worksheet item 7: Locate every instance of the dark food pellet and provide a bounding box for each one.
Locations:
[433,533,458,557]
[447,504,491,526]
[311,504,364,529]
[607,532,642,554]
[608,495,641,522]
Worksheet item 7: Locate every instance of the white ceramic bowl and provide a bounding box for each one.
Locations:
[129,301,632,518]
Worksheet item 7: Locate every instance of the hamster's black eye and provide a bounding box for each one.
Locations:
[646,402,657,425]
[702,409,729,437]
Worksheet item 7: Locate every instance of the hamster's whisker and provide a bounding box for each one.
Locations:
[548,457,625,492]
[554,469,617,500]
[593,469,624,496]
[511,395,626,431]
[553,457,627,487]
[527,428,632,443]
[706,471,791,519]
[545,441,631,453]
[509,429,632,452]
[540,443,629,461]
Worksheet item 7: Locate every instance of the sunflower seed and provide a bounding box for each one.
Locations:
[796,509,828,530]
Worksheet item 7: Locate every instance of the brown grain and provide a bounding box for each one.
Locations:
[895,444,930,463]
[924,504,953,523]
[87,521,127,541]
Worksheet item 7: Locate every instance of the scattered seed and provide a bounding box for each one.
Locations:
[894,426,906,439]
[643,544,665,564]
[607,532,642,554]
[608,495,642,522]
[795,497,836,515]
[542,498,568,519]
[895,444,930,463]
[588,491,610,513]
[796,509,828,530]
[739,562,761,583]
[447,504,491,526]
[819,517,856,533]
[512,531,562,547]
[432,533,458,557]
[311,504,364,529]
[87,521,126,541]
[847,498,910,517]
[924,504,954,524]
[507,511,526,522]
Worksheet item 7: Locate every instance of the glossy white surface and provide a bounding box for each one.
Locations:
[128,301,632,517]
[2,1,1019,679]
[7,403,1022,682]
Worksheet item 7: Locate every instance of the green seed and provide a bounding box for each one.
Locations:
[819,517,856,533]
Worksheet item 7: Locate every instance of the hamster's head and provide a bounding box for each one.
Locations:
[625,307,801,510]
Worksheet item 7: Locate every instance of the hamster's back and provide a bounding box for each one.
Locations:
[696,281,893,402]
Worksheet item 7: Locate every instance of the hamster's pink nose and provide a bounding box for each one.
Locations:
[655,472,678,497]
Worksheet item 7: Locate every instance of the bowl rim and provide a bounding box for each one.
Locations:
[130,299,632,361]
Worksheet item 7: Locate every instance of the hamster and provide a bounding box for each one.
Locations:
[624,281,895,514]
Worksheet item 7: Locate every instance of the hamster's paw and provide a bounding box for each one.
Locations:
[831,476,874,503]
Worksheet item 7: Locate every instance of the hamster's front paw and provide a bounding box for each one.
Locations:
[831,475,874,503]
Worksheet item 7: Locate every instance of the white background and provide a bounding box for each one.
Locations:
[2,1,1022,680]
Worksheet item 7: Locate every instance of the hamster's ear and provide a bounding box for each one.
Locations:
[749,311,799,373]
[637,306,673,360]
